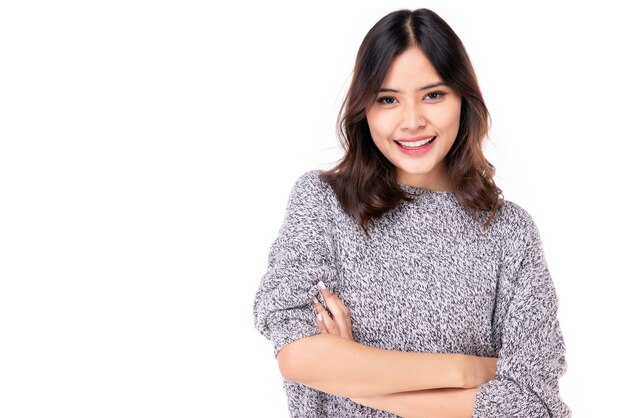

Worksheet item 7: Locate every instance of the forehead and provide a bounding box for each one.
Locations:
[382,46,440,86]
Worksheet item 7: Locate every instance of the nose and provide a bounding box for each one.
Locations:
[401,101,426,132]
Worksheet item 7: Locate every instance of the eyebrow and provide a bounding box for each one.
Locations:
[379,82,446,93]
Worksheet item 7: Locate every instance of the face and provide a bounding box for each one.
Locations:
[365,46,462,190]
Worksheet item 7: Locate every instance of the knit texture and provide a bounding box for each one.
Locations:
[253,170,570,417]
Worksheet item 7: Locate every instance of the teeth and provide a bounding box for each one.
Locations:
[397,137,434,148]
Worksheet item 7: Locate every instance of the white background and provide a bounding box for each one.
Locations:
[1,0,624,417]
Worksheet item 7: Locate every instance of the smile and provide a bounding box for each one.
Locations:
[393,136,436,155]
[395,136,436,148]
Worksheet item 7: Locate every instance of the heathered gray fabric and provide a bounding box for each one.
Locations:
[253,170,570,418]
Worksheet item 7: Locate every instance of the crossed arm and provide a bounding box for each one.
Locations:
[276,282,495,418]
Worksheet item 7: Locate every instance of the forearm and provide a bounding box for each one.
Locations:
[352,387,478,418]
[277,334,493,398]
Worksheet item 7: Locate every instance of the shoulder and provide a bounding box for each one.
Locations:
[285,169,337,213]
[490,198,544,253]
[292,169,332,191]
[493,200,537,232]
[289,170,335,201]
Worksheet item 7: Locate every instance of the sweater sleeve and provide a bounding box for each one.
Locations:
[472,207,571,417]
[253,171,338,356]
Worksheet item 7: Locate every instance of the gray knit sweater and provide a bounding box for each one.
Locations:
[253,170,570,417]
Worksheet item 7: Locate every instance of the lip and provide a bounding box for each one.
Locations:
[395,135,435,142]
[394,136,436,156]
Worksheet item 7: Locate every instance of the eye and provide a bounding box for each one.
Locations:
[377,96,397,105]
[424,91,447,101]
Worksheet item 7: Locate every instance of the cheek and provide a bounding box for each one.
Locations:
[432,105,461,135]
[367,111,396,138]
[366,114,392,153]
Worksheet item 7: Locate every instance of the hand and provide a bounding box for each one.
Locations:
[313,281,353,341]
[464,356,497,388]
[349,395,384,409]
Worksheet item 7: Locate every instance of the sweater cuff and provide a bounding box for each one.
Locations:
[268,308,320,357]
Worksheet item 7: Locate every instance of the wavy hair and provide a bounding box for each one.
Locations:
[320,8,502,236]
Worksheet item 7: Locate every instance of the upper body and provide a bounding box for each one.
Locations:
[254,7,569,417]
[253,169,570,417]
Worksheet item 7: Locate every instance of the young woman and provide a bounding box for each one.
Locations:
[253,8,570,418]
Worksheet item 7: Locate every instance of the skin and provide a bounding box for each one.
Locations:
[276,46,494,416]
[366,45,462,191]
[278,325,494,398]
[315,286,480,418]
[331,46,477,416]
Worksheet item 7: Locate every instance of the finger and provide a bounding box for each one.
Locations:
[328,291,353,338]
[313,298,338,335]
[335,292,351,317]
[331,290,351,317]
[315,311,328,333]
[333,291,353,339]
[319,287,347,321]
[312,299,328,333]
[317,282,351,339]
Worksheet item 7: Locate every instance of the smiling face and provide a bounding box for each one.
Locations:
[366,46,462,191]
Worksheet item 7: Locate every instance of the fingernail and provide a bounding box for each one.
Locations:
[317,313,323,322]
[317,281,326,290]
[312,298,320,304]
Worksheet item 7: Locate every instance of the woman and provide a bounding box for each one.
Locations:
[253,8,570,418]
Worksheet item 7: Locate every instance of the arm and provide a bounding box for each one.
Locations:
[253,172,496,398]
[278,333,492,398]
[280,286,495,399]
[311,288,489,416]
[472,210,570,417]
[357,213,570,418]
[352,388,478,418]
[351,211,571,417]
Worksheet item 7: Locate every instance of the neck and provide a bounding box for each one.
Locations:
[397,166,450,192]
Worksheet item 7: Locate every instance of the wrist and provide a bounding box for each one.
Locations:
[460,355,496,388]
[455,354,474,388]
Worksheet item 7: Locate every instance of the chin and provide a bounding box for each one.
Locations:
[398,166,436,176]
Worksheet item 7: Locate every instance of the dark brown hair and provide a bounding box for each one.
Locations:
[320,8,502,236]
